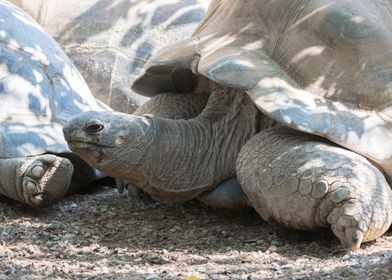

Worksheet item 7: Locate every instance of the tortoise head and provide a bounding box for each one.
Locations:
[63,111,153,175]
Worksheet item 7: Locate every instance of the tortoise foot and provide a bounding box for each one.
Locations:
[327,188,392,251]
[328,202,366,250]
[115,178,143,200]
[0,154,74,207]
[22,155,74,206]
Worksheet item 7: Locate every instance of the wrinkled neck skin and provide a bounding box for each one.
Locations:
[102,87,261,203]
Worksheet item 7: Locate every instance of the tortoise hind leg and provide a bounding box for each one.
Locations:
[237,127,392,250]
[0,154,73,207]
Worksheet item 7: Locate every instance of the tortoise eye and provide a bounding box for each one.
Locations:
[85,119,105,133]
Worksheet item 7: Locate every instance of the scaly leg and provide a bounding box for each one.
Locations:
[237,127,392,250]
[0,154,73,207]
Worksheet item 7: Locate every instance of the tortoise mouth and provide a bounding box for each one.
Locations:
[66,140,117,150]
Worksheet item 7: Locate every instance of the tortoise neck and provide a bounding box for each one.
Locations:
[136,88,260,202]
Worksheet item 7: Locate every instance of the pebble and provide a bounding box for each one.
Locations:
[146,255,169,264]
[268,245,277,252]
[145,273,159,280]
[170,225,183,233]
[80,247,91,254]
[44,267,54,277]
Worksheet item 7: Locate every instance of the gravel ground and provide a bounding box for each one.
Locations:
[0,186,391,280]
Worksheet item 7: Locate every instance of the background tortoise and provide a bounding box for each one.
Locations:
[64,0,392,250]
[10,0,210,113]
[0,0,110,206]
[0,0,211,206]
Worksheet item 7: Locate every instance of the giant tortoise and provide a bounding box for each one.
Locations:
[10,0,210,113]
[63,0,392,249]
[0,0,110,206]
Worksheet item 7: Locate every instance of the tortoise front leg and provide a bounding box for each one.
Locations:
[237,127,392,250]
[0,154,73,207]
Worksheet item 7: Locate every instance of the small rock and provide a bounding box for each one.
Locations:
[170,225,183,232]
[146,255,169,264]
[123,264,132,270]
[281,264,294,270]
[268,245,277,252]
[186,275,200,280]
[145,274,159,280]
[80,247,91,254]
[62,267,69,274]
[63,233,76,239]
[44,267,54,277]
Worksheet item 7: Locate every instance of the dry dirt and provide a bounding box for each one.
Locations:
[0,186,391,280]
